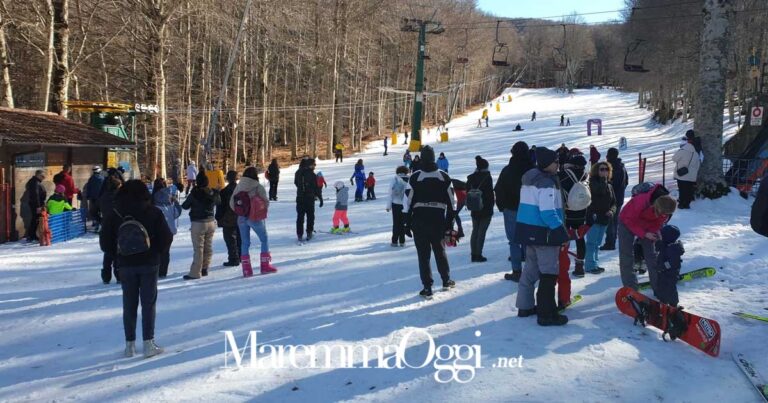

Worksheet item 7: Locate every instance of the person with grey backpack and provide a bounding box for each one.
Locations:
[466,156,495,262]
[100,180,172,358]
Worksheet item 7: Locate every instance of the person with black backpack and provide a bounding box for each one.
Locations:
[295,158,323,242]
[495,141,534,282]
[466,156,495,262]
[558,153,590,277]
[182,172,221,280]
[217,171,241,267]
[100,179,172,358]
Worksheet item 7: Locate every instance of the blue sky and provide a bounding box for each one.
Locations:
[477,0,626,23]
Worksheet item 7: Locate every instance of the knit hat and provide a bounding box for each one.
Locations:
[420,145,436,164]
[55,184,65,194]
[569,147,582,156]
[567,154,588,167]
[196,172,209,188]
[511,141,529,158]
[607,147,619,160]
[226,170,238,182]
[317,171,323,177]
[334,180,345,190]
[660,224,681,244]
[685,129,695,140]
[535,147,557,170]
[475,155,489,170]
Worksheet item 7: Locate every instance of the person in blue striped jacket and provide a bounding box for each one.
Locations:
[514,146,573,326]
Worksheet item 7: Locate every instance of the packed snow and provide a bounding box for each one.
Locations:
[0,88,765,402]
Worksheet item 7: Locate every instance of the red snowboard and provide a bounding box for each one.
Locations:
[615,287,721,357]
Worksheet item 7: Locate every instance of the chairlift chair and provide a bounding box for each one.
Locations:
[552,47,566,71]
[492,44,510,67]
[623,40,650,73]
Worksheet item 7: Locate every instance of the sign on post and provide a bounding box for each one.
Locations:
[751,106,764,127]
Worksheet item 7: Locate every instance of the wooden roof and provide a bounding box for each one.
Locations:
[0,107,134,148]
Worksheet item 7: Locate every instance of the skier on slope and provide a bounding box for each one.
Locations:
[404,145,456,299]
[331,181,351,234]
[350,159,366,202]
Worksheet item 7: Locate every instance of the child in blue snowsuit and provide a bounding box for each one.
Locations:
[350,160,366,202]
[654,225,685,307]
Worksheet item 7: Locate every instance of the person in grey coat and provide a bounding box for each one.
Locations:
[152,179,179,278]
[331,181,351,233]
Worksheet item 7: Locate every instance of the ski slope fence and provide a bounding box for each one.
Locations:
[48,208,87,244]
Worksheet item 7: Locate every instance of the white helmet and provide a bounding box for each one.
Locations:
[334,181,345,190]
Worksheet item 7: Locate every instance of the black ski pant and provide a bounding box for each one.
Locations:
[223,225,241,262]
[296,198,316,239]
[102,253,120,283]
[604,195,624,247]
[120,264,158,342]
[655,267,681,306]
[26,210,39,241]
[366,186,376,200]
[677,180,696,208]
[470,214,492,257]
[566,219,586,261]
[391,204,406,245]
[413,227,450,288]
[269,180,279,200]
[159,238,172,278]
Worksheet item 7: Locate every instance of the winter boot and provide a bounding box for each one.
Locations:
[260,252,277,274]
[201,269,208,277]
[572,259,585,278]
[419,287,433,300]
[517,307,536,317]
[442,279,456,291]
[504,270,522,282]
[223,260,240,267]
[124,341,136,358]
[143,339,164,358]
[241,255,253,277]
[537,274,568,326]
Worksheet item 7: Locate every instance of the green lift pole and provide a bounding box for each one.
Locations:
[401,18,443,152]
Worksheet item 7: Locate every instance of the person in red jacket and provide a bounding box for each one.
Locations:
[54,164,80,205]
[316,171,327,201]
[365,172,377,200]
[589,145,601,165]
[618,184,677,291]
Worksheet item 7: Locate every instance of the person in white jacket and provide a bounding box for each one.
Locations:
[672,130,701,209]
[185,161,198,196]
[386,166,410,246]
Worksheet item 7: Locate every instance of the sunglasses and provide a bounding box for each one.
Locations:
[599,168,609,172]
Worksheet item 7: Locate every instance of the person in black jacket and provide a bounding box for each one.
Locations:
[559,153,589,276]
[182,172,221,280]
[99,179,172,358]
[295,158,323,242]
[97,176,122,283]
[467,156,494,262]
[584,162,616,274]
[405,146,456,299]
[217,171,241,266]
[267,158,280,201]
[556,143,570,170]
[24,170,47,242]
[602,147,629,250]
[495,141,534,281]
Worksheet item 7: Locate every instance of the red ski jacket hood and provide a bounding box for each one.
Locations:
[619,184,669,237]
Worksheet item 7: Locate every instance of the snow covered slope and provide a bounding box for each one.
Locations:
[0,89,765,402]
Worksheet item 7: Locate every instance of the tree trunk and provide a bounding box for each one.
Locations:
[0,13,13,108]
[49,0,69,116]
[693,0,733,199]
[42,0,55,111]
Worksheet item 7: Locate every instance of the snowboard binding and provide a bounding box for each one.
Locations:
[662,307,689,341]
[628,295,649,327]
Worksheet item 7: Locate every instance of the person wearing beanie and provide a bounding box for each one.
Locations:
[350,159,366,202]
[556,143,570,169]
[182,171,221,280]
[405,145,456,299]
[618,183,676,290]
[331,180,351,234]
[232,167,275,276]
[47,184,73,215]
[467,155,494,262]
[589,145,601,165]
[496,141,535,281]
[217,170,241,267]
[365,172,377,200]
[602,147,629,250]
[437,152,449,172]
[295,158,322,242]
[673,129,701,209]
[558,154,590,277]
[515,146,571,326]
[85,166,106,231]
[386,166,410,246]
[151,178,179,278]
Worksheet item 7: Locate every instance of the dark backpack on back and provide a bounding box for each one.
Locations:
[751,177,768,237]
[114,210,151,256]
[466,176,488,212]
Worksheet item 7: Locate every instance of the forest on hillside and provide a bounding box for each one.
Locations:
[0,0,766,179]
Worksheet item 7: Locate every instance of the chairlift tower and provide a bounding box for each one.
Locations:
[401,18,444,152]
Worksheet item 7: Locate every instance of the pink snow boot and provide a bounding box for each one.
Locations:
[260,252,277,274]
[241,255,253,277]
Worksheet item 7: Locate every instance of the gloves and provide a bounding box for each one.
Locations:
[350,179,354,186]
[318,198,324,208]
[404,212,413,238]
